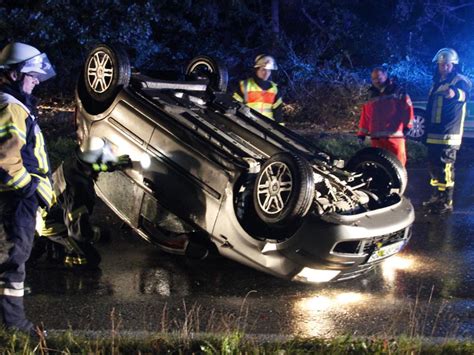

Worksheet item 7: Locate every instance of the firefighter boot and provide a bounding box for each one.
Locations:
[431,190,454,214]
[422,190,442,211]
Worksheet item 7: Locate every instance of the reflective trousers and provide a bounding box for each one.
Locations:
[370,137,407,166]
[0,192,37,331]
[427,145,457,202]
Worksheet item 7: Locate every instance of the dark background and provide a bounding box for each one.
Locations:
[2,0,474,126]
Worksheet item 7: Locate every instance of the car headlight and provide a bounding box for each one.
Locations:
[293,267,341,283]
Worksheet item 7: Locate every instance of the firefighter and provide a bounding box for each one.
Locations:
[233,54,284,123]
[34,136,131,268]
[357,67,414,166]
[423,48,471,214]
[0,42,55,335]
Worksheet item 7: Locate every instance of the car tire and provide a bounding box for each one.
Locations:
[253,152,315,226]
[185,55,228,92]
[346,147,407,195]
[83,43,131,104]
[407,108,426,141]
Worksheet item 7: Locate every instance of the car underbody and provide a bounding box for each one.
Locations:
[75,44,415,283]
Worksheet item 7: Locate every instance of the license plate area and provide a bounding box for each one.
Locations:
[367,240,405,263]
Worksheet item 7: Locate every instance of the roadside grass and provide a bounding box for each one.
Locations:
[0,295,472,354]
[0,329,472,354]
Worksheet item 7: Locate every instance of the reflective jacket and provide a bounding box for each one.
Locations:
[425,72,471,147]
[233,77,283,121]
[358,83,414,138]
[0,91,54,208]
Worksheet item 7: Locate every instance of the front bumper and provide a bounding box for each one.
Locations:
[280,196,415,281]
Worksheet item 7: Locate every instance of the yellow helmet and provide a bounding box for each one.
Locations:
[254,54,278,70]
[432,48,459,65]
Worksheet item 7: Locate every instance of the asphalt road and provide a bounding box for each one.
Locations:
[24,163,474,339]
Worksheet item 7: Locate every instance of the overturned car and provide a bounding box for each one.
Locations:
[75,44,414,283]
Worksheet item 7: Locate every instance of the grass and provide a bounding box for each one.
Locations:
[0,293,471,354]
[0,329,472,354]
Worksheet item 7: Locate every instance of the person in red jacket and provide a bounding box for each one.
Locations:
[357,67,414,166]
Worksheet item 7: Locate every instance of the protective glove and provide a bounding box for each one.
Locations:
[105,154,132,172]
[91,155,132,172]
[357,135,366,144]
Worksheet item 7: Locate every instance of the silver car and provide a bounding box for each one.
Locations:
[75,44,414,283]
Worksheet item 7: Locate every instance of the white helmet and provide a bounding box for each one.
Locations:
[432,48,459,65]
[0,42,56,81]
[78,136,117,164]
[254,54,278,70]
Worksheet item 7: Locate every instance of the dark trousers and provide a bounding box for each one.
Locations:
[0,192,38,331]
[427,145,457,202]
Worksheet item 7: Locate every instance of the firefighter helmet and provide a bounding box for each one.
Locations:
[432,48,459,65]
[0,42,56,81]
[78,136,117,164]
[254,55,278,70]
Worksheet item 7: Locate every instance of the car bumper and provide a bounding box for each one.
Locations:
[214,191,414,282]
[279,196,415,281]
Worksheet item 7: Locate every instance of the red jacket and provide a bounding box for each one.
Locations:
[358,91,414,138]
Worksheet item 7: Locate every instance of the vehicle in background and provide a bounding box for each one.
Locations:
[407,100,474,141]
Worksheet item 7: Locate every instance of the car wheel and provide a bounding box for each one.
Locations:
[253,152,315,226]
[346,147,407,195]
[407,108,426,141]
[185,55,228,92]
[83,44,131,103]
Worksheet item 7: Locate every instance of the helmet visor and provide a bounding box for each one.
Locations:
[20,53,56,82]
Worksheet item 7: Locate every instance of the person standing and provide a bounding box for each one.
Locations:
[233,54,284,123]
[0,42,55,335]
[357,67,414,166]
[423,48,471,214]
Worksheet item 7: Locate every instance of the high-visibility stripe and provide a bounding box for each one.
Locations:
[0,281,24,289]
[33,130,49,174]
[242,80,248,103]
[0,283,24,297]
[460,102,467,137]
[64,255,87,266]
[426,137,462,145]
[67,205,88,221]
[6,167,31,189]
[0,123,27,144]
[273,97,283,109]
[40,223,68,237]
[457,89,466,102]
[426,133,462,145]
[444,163,454,187]
[232,92,244,102]
[31,173,54,207]
[433,96,443,123]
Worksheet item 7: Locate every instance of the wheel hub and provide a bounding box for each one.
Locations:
[87,50,114,94]
[256,162,293,214]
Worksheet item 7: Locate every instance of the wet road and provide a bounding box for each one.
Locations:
[25,165,474,339]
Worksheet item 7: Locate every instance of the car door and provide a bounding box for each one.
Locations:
[91,98,156,227]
